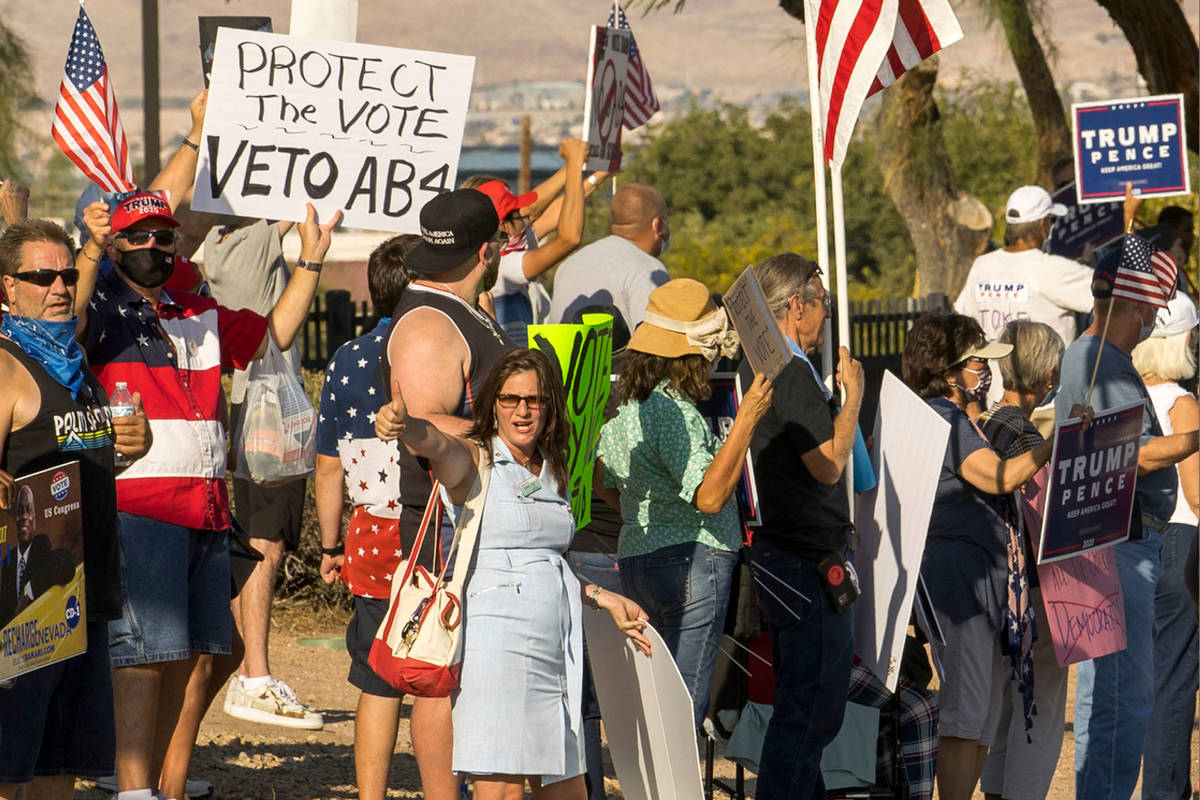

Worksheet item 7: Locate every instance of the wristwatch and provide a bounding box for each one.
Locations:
[296,259,323,272]
[588,585,603,609]
[320,544,343,557]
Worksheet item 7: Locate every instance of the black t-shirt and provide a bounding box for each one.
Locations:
[740,358,851,560]
[0,338,123,621]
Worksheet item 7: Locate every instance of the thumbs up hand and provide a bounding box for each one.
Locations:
[374,379,409,442]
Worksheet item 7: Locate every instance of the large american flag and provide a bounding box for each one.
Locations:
[807,0,962,167]
[1114,233,1178,309]
[607,6,660,130]
[51,8,136,194]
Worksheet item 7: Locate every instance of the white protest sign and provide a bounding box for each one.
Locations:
[853,371,949,691]
[723,267,792,381]
[192,29,473,232]
[582,607,704,800]
[582,25,630,173]
[290,0,357,42]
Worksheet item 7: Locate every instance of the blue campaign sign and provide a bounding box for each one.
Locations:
[1038,400,1143,564]
[696,372,761,527]
[1046,183,1123,260]
[1073,94,1191,204]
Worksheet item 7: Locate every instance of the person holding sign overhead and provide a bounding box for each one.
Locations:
[382,348,650,800]
[1055,242,1197,800]
[595,278,772,730]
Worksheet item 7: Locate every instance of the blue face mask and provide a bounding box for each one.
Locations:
[0,314,87,398]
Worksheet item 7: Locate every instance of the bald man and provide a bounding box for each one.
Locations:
[548,183,671,330]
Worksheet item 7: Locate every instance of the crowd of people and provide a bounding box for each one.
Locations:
[0,88,1196,800]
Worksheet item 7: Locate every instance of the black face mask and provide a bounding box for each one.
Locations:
[118,248,174,289]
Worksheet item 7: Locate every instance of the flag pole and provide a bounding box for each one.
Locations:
[802,7,833,380]
[1084,302,1113,408]
[831,161,854,519]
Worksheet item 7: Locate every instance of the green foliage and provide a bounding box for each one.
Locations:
[0,15,38,182]
[617,101,915,298]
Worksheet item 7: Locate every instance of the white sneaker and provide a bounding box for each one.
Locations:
[222,676,324,730]
[94,776,213,798]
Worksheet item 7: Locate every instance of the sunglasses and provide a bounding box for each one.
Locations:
[114,229,177,247]
[496,393,548,410]
[11,268,80,287]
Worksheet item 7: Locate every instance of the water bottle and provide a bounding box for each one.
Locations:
[109,381,135,467]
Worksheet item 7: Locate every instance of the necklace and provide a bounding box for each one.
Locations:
[411,280,508,346]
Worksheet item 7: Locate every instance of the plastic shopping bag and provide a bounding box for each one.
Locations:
[234,339,316,484]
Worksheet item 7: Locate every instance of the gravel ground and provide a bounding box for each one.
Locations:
[65,605,1195,800]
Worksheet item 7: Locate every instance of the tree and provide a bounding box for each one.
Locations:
[0,15,37,182]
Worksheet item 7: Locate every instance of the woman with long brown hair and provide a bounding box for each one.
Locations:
[382,348,650,800]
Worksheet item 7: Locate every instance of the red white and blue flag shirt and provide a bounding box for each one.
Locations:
[316,319,405,598]
[85,267,268,531]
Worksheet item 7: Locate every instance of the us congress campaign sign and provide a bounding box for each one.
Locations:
[0,462,86,681]
[1037,401,1143,563]
[697,372,762,526]
[193,29,474,232]
[1073,94,1190,204]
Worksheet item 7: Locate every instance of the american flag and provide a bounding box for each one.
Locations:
[1114,234,1178,309]
[51,8,136,194]
[607,6,660,130]
[807,0,962,167]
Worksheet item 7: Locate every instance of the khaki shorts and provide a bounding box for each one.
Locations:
[931,610,1008,746]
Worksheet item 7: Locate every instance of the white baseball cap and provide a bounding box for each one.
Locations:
[1005,185,1068,224]
[1152,292,1199,337]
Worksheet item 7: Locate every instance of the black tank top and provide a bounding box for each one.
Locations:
[382,284,513,562]
[0,337,123,621]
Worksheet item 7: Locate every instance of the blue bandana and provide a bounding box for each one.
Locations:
[0,314,87,399]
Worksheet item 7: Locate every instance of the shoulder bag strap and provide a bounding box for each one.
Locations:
[433,442,492,590]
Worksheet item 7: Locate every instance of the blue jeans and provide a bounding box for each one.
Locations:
[619,541,737,730]
[1142,522,1199,800]
[568,550,623,800]
[750,539,854,800]
[1074,530,1162,800]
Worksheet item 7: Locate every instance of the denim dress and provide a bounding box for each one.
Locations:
[451,436,584,784]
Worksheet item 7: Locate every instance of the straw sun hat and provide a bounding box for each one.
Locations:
[628,278,740,361]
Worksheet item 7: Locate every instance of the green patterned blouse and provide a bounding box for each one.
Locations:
[597,381,742,559]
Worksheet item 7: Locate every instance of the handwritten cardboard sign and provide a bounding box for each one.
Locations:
[0,462,86,681]
[723,268,791,382]
[1038,400,1142,563]
[696,372,761,526]
[193,29,474,232]
[1022,465,1126,666]
[528,315,614,529]
[1073,94,1191,204]
[582,26,630,173]
[853,372,949,690]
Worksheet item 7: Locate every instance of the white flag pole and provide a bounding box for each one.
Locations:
[802,7,833,380]
[831,161,855,519]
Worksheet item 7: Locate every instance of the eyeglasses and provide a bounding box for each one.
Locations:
[10,268,80,287]
[114,229,177,247]
[801,292,832,311]
[496,393,548,410]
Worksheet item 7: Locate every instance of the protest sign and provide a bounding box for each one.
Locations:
[199,17,273,88]
[1073,94,1191,204]
[192,29,474,232]
[0,462,86,681]
[723,268,792,382]
[582,26,630,173]
[1046,182,1123,260]
[853,372,949,690]
[696,372,761,526]
[290,0,357,42]
[1022,465,1126,666]
[1038,400,1142,563]
[583,606,704,800]
[528,315,614,529]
